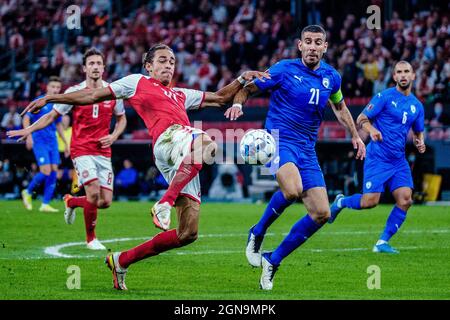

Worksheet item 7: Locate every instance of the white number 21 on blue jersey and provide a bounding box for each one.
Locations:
[309,88,320,105]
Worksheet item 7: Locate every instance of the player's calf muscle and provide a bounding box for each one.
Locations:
[361,194,379,208]
[175,197,200,245]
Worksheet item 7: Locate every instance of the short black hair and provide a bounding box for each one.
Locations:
[48,75,61,83]
[82,48,105,66]
[142,43,174,67]
[301,25,327,40]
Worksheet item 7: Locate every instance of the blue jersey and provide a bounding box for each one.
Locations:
[254,59,343,144]
[362,87,424,160]
[26,95,61,146]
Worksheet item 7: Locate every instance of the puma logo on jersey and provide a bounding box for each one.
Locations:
[294,75,303,82]
[391,101,398,108]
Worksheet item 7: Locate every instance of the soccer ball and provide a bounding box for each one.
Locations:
[240,129,276,165]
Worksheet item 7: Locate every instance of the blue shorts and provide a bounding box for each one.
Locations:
[363,155,413,193]
[267,141,325,192]
[33,143,60,166]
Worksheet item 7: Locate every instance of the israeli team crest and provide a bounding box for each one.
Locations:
[366,181,372,190]
[411,105,416,113]
[322,78,330,88]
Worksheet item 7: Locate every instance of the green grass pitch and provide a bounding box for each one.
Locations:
[0,200,449,300]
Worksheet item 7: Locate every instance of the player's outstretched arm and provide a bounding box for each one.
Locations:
[224,82,261,121]
[20,87,114,116]
[201,71,269,108]
[8,109,60,141]
[330,99,366,160]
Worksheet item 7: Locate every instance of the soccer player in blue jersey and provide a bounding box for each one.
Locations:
[328,61,426,254]
[21,76,69,212]
[226,25,366,290]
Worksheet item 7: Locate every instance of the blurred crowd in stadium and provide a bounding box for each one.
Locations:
[0,0,449,200]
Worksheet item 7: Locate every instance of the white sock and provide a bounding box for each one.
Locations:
[337,198,343,208]
[376,240,387,246]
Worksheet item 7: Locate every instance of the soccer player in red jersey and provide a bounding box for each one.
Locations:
[8,48,127,250]
[20,43,268,290]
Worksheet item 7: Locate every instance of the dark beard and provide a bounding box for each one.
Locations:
[397,82,411,90]
[305,61,319,69]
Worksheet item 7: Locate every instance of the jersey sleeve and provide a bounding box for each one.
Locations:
[329,71,344,104]
[412,103,425,132]
[114,99,126,115]
[362,91,386,120]
[253,61,286,92]
[174,88,205,111]
[53,86,79,115]
[108,74,143,100]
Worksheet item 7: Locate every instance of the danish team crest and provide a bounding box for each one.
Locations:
[411,105,416,113]
[322,78,330,89]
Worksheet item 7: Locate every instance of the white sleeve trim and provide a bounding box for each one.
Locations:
[173,87,205,110]
[53,84,83,115]
[109,74,144,100]
[114,99,125,115]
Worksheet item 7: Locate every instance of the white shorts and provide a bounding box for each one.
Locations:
[72,155,114,191]
[154,124,205,203]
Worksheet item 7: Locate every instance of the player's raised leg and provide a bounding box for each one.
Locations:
[152,133,216,231]
[260,187,329,290]
[246,162,299,267]
[374,187,412,253]
[108,196,199,290]
[329,192,381,223]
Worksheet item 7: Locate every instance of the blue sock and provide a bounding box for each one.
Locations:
[340,194,362,210]
[27,173,47,194]
[270,214,322,265]
[43,171,57,205]
[253,190,295,237]
[380,206,407,242]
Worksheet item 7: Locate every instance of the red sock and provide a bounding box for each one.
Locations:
[160,158,202,206]
[68,196,86,208]
[118,229,181,268]
[83,200,98,243]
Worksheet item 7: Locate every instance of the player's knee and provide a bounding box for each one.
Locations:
[40,167,51,175]
[97,199,111,209]
[203,139,218,160]
[282,189,301,202]
[397,197,412,209]
[311,208,330,225]
[87,192,100,204]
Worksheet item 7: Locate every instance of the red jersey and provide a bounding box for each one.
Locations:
[108,74,205,144]
[53,80,125,158]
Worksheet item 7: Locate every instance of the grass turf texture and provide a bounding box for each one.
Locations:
[0,200,449,300]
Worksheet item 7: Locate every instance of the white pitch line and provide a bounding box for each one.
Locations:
[41,228,450,259]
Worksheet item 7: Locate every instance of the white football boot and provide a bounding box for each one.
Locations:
[105,252,128,290]
[87,238,106,250]
[63,194,76,225]
[246,225,264,267]
[151,201,172,231]
[260,252,279,291]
